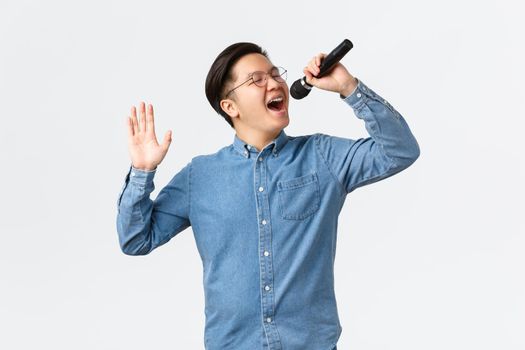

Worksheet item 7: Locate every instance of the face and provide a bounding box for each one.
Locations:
[220,53,290,136]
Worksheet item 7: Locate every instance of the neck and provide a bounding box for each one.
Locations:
[235,127,282,152]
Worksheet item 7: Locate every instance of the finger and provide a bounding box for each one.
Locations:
[146,103,156,138]
[308,57,319,73]
[312,61,321,76]
[315,53,325,67]
[139,101,146,133]
[126,116,134,138]
[307,60,318,76]
[307,61,319,77]
[131,106,139,135]
[303,68,315,85]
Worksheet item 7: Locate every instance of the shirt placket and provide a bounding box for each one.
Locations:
[253,147,282,350]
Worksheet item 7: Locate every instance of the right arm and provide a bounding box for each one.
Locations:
[115,101,191,255]
[116,162,191,256]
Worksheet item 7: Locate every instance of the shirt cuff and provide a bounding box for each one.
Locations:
[129,164,157,185]
[339,77,370,109]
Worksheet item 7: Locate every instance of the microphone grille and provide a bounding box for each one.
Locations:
[290,79,312,100]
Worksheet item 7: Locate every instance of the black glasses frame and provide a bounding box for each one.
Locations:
[224,66,287,98]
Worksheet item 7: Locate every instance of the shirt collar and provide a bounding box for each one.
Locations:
[232,129,289,158]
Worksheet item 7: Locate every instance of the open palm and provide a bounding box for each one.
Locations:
[127,101,172,171]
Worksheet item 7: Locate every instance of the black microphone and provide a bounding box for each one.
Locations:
[290,39,353,100]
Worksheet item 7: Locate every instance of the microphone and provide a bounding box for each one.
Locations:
[290,39,353,100]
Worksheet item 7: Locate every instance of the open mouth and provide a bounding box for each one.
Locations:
[266,96,285,112]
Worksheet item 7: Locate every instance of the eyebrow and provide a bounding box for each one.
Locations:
[244,65,278,79]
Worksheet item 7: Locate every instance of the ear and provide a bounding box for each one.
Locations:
[220,98,240,119]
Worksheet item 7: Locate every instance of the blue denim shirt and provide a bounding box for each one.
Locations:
[116,78,420,350]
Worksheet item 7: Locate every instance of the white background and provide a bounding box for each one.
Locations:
[1,0,523,349]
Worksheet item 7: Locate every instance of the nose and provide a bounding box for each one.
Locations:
[266,74,281,90]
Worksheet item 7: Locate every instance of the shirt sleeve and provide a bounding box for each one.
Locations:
[115,162,192,255]
[314,78,420,194]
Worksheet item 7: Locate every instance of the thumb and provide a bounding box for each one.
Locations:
[161,130,172,150]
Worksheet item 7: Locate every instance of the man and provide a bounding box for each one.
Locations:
[116,42,420,350]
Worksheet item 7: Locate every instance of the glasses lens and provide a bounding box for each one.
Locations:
[252,72,266,87]
[272,67,287,82]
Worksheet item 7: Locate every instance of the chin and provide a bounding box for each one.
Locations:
[277,115,290,128]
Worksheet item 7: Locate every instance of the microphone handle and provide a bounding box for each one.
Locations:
[314,39,354,79]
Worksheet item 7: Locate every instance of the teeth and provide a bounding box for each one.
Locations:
[268,96,283,104]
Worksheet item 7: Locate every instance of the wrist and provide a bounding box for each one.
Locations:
[339,76,358,97]
[132,163,157,172]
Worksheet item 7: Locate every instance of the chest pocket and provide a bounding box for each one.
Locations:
[277,172,320,220]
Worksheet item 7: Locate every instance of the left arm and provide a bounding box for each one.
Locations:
[304,53,420,194]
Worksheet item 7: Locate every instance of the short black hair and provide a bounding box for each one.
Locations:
[205,42,269,128]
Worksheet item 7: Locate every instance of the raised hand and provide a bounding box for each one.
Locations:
[126,101,172,171]
[303,53,358,96]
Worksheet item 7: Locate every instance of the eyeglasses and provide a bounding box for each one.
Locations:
[224,66,287,98]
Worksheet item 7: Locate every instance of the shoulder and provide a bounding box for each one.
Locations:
[189,144,231,166]
[286,132,317,146]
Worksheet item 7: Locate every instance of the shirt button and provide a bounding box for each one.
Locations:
[261,219,267,225]
[130,171,136,177]
[258,157,263,161]
[265,285,270,291]
[258,186,264,192]
[356,92,362,98]
[263,251,269,256]
[266,317,272,323]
